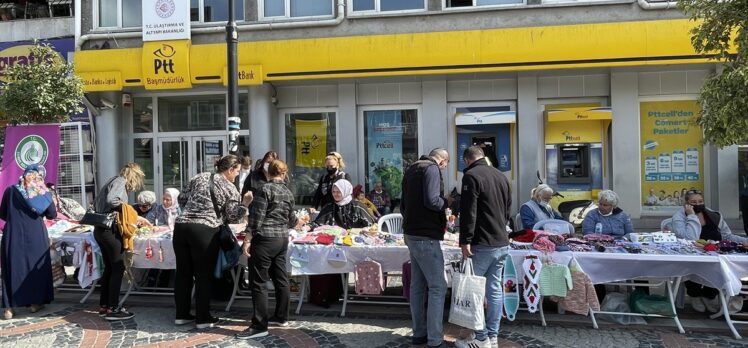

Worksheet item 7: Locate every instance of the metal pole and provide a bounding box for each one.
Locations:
[226,0,240,155]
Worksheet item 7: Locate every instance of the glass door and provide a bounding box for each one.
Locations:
[157,136,226,195]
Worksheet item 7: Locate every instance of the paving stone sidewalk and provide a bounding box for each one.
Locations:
[2,297,748,348]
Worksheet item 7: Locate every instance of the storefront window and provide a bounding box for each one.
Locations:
[352,0,425,12]
[284,112,337,206]
[262,0,333,18]
[364,109,419,201]
[98,0,242,28]
[133,138,154,192]
[158,95,246,132]
[132,97,153,133]
[639,100,703,213]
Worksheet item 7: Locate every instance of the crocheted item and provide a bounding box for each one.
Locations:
[533,237,556,253]
[583,234,615,242]
[538,263,573,297]
[523,256,542,313]
[502,255,519,321]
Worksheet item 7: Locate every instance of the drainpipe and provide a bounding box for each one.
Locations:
[637,0,678,10]
[76,0,347,50]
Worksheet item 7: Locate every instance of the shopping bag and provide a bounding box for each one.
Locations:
[448,258,486,330]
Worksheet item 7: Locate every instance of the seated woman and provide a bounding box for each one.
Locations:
[581,190,634,237]
[519,184,564,232]
[133,191,158,217]
[145,188,181,229]
[313,179,375,229]
[672,189,747,313]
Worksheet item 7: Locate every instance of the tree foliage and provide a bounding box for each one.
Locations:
[0,43,84,125]
[679,0,748,147]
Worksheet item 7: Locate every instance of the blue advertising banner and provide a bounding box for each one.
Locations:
[366,111,404,199]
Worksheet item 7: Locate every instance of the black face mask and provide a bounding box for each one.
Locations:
[326,167,337,175]
[693,204,706,213]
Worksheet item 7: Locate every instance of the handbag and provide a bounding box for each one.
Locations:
[80,209,115,229]
[208,173,240,252]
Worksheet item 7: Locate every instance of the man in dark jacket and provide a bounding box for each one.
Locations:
[401,148,449,348]
[455,146,511,348]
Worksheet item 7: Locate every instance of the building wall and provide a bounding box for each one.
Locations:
[0,17,74,42]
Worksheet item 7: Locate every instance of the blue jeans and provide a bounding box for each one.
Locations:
[470,245,509,341]
[405,235,447,347]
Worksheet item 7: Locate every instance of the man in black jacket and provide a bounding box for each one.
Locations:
[401,148,449,348]
[455,146,511,348]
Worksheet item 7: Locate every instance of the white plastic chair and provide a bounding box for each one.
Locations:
[532,219,574,234]
[660,218,673,232]
[378,213,403,234]
[514,212,523,232]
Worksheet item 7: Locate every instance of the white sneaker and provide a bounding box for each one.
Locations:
[455,335,491,348]
[691,296,706,313]
[704,296,720,313]
[489,336,498,348]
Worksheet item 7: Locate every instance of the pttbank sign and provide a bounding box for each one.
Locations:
[0,45,65,82]
[141,41,192,90]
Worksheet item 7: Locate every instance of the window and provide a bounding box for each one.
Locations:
[445,0,523,8]
[157,94,248,132]
[284,112,337,205]
[133,139,154,192]
[363,109,418,201]
[132,97,153,134]
[351,0,426,13]
[261,0,333,19]
[97,0,243,28]
[0,0,73,21]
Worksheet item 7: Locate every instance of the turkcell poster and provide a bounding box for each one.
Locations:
[366,111,404,199]
[295,119,327,168]
[640,100,703,211]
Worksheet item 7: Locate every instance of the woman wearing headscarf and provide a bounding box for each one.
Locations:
[313,179,375,229]
[1,164,57,319]
[311,152,352,211]
[146,188,181,230]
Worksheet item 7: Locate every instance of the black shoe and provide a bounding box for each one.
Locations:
[268,317,289,327]
[195,316,220,329]
[412,336,428,345]
[175,314,195,325]
[105,308,134,321]
[236,327,269,340]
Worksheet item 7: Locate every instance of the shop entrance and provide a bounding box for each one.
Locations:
[157,136,226,194]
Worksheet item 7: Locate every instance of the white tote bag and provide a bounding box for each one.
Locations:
[448,258,486,330]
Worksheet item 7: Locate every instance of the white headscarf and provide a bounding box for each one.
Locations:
[164,188,180,229]
[333,179,353,206]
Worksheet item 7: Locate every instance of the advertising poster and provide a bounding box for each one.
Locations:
[295,119,327,168]
[366,111,405,199]
[640,100,703,211]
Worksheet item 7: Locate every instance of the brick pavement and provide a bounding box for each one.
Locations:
[0,300,747,347]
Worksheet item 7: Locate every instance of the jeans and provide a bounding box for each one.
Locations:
[405,235,447,347]
[470,245,508,341]
[248,235,290,330]
[173,223,221,322]
[94,226,125,309]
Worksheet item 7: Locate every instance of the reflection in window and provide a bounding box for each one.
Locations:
[446,0,522,7]
[352,0,425,12]
[158,95,227,132]
[285,112,337,206]
[99,0,117,27]
[263,0,333,18]
[122,0,142,27]
[363,109,418,201]
[133,139,154,192]
[132,97,153,133]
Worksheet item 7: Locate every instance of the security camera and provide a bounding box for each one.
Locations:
[100,98,117,109]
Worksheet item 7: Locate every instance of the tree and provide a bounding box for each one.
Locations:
[0,43,84,125]
[679,0,748,147]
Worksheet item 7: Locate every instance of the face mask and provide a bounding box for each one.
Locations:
[693,204,706,213]
[263,162,269,172]
[326,167,337,175]
[540,200,551,208]
[600,210,613,217]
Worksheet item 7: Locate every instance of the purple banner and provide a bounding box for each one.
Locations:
[0,124,61,193]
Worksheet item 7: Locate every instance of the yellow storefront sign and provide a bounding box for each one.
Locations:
[222,65,263,86]
[141,41,192,90]
[295,119,327,168]
[546,107,612,122]
[79,71,123,92]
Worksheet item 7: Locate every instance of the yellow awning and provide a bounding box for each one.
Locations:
[546,107,612,122]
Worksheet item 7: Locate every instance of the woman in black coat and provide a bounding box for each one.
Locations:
[311,152,351,211]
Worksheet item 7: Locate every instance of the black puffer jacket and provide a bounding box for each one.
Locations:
[313,200,375,229]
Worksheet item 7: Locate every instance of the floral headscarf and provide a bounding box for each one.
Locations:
[15,164,52,215]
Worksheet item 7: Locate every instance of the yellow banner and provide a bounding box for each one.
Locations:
[141,41,192,90]
[295,119,327,168]
[640,100,703,211]
[79,71,122,92]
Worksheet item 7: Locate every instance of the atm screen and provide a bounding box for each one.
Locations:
[558,145,591,184]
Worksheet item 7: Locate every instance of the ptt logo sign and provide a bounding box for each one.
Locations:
[562,131,581,141]
[153,44,176,74]
[575,112,589,119]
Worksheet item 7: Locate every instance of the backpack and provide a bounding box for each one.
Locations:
[354,259,384,295]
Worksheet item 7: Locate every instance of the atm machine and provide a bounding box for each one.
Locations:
[544,107,610,214]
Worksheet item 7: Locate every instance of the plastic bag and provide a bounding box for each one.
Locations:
[597,292,646,325]
[448,258,486,330]
[630,289,674,316]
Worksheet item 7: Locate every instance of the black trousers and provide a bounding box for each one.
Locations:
[685,280,719,299]
[93,226,125,309]
[248,235,290,330]
[173,223,220,322]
